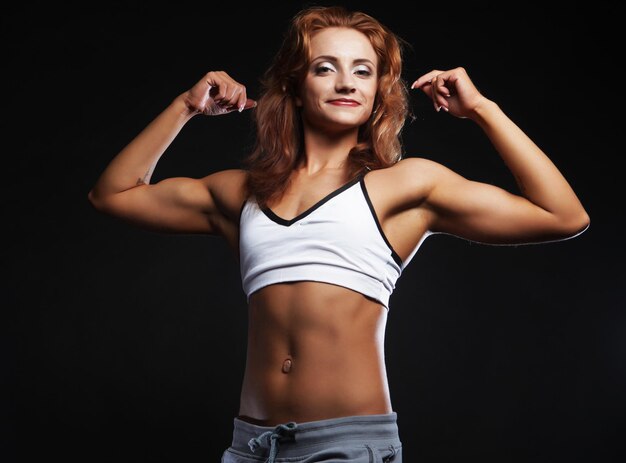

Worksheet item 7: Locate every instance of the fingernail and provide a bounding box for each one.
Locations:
[239,104,244,112]
[436,105,441,112]
[442,106,449,112]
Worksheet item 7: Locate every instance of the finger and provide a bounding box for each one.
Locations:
[430,77,439,112]
[241,98,257,111]
[206,71,227,99]
[223,80,247,109]
[224,96,256,114]
[432,75,451,112]
[209,84,220,99]
[225,84,241,103]
[415,82,432,99]
[230,88,247,112]
[220,87,238,109]
[213,82,229,102]
[411,69,444,89]
[222,86,246,112]
[437,78,451,98]
[211,73,235,103]
[235,86,248,112]
[412,70,449,112]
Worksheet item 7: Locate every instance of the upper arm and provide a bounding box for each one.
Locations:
[400,158,582,245]
[88,169,247,236]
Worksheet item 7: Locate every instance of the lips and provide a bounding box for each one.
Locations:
[327,99,360,106]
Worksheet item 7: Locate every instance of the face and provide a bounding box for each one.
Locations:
[297,27,378,133]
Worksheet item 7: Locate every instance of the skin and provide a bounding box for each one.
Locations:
[88,27,589,426]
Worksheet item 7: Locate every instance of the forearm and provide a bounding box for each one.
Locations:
[90,93,195,199]
[472,100,587,222]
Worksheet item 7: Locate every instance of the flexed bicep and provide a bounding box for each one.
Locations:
[94,168,249,238]
[93,176,218,234]
[426,167,579,245]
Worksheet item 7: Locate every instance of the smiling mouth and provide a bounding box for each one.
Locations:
[328,99,360,106]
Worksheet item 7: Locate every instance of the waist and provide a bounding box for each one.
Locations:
[228,412,401,458]
[239,282,391,423]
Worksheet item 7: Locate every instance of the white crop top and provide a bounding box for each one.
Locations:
[238,172,431,309]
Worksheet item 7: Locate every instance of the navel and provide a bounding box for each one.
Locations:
[281,358,293,374]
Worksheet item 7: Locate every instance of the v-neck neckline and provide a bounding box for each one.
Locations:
[262,173,364,226]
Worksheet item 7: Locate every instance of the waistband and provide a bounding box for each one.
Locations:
[228,412,400,459]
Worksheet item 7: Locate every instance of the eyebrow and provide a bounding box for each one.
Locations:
[311,55,376,67]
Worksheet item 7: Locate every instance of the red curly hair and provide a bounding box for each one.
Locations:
[242,5,409,208]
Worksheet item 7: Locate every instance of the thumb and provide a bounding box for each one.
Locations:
[240,98,257,112]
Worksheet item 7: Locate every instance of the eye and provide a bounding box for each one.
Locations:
[354,65,372,77]
[314,62,336,75]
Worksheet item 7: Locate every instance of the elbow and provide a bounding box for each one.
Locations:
[87,189,98,209]
[87,188,107,212]
[561,210,591,239]
[573,209,591,235]
[580,210,591,231]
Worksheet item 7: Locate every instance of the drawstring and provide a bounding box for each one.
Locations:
[248,421,298,463]
[384,444,397,462]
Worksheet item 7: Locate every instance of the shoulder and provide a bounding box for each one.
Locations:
[363,157,460,211]
[199,168,248,191]
[368,157,449,190]
[394,156,450,176]
[198,168,249,221]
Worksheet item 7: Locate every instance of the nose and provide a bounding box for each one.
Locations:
[335,71,356,94]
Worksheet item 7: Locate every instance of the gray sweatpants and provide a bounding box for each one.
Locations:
[221,412,402,462]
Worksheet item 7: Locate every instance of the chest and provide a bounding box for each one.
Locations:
[239,179,400,265]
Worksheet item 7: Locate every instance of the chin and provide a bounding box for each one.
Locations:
[327,112,369,126]
[304,112,369,132]
[325,120,363,133]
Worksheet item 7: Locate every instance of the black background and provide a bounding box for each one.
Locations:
[4,2,624,462]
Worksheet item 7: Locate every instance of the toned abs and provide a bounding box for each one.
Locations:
[238,281,393,426]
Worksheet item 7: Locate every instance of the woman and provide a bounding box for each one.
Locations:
[87,5,590,462]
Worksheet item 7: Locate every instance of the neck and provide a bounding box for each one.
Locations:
[300,126,358,176]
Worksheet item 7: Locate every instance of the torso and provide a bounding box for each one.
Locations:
[239,281,391,425]
[211,159,432,425]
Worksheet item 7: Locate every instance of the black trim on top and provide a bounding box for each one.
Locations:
[261,174,363,226]
[359,175,403,267]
